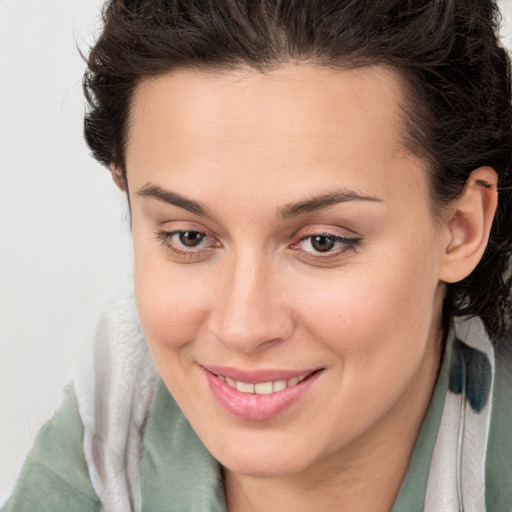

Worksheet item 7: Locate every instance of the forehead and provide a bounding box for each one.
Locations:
[127,64,406,151]
[126,64,427,210]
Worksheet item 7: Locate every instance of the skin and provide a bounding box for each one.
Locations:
[117,64,497,511]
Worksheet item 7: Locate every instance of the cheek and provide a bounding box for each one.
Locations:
[287,246,442,446]
[133,246,211,355]
[294,239,440,364]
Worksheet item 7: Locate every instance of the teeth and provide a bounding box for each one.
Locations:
[236,381,255,393]
[273,380,287,392]
[219,373,310,394]
[254,382,273,395]
[287,377,299,387]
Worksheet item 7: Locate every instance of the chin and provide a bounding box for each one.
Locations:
[207,431,320,479]
[223,455,313,479]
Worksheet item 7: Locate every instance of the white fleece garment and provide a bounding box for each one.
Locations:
[74,289,159,512]
[425,316,494,512]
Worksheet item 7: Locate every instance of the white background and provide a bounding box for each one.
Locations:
[1,0,511,503]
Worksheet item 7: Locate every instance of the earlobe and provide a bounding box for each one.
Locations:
[438,167,498,284]
[110,165,126,191]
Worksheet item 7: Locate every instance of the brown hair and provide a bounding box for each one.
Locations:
[83,0,512,341]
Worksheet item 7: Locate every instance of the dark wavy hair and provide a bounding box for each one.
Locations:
[83,0,512,342]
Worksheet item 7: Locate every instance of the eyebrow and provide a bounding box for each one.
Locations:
[138,183,213,217]
[137,183,383,219]
[278,188,383,218]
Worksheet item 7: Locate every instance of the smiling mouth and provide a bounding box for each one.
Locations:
[209,369,322,395]
[202,367,325,421]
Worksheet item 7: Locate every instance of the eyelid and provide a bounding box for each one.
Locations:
[297,232,359,244]
[289,226,363,260]
[156,223,362,262]
[156,225,221,259]
[292,223,362,240]
[292,234,360,251]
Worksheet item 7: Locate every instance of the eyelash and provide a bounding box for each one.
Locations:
[156,230,219,259]
[156,229,362,261]
[293,232,362,260]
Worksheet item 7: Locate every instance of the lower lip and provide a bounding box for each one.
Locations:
[202,368,323,421]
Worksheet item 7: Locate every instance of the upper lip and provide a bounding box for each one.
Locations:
[200,364,322,383]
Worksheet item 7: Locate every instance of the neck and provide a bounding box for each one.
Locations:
[224,332,443,512]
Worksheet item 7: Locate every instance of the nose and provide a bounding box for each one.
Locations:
[207,251,296,353]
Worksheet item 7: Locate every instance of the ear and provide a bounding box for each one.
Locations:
[438,167,498,283]
[110,165,126,191]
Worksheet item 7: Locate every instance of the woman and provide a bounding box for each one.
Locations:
[3,0,512,511]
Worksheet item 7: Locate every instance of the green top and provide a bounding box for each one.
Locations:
[3,332,511,512]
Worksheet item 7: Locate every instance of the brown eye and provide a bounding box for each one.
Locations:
[179,231,205,247]
[157,228,220,259]
[310,235,336,252]
[295,232,361,258]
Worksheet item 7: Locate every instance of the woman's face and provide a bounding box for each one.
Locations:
[126,65,445,477]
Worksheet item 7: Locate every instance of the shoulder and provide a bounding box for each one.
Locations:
[1,385,101,512]
[486,335,512,511]
[437,317,512,510]
[2,286,160,512]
